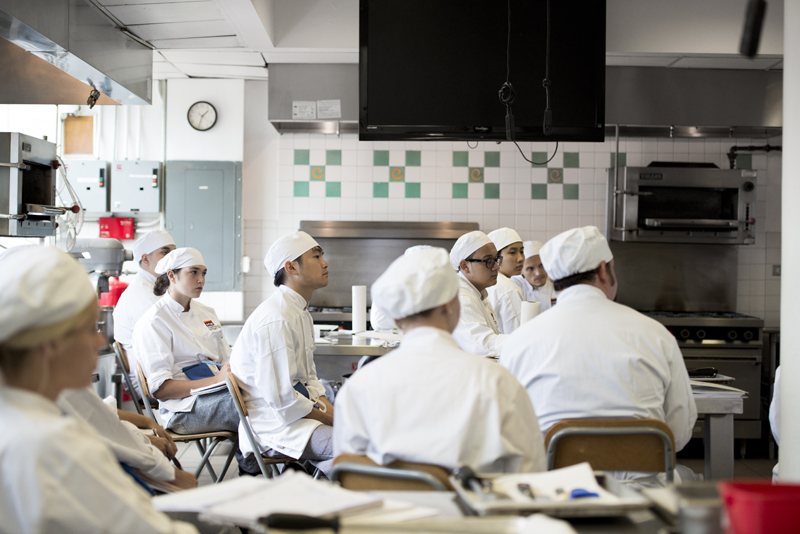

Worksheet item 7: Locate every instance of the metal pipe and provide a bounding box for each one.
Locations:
[727,144,783,169]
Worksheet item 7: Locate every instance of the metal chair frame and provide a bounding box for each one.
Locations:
[546,422,676,483]
[329,459,450,491]
[135,361,237,483]
[112,342,143,415]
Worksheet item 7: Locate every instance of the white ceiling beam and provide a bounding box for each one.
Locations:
[215,0,275,50]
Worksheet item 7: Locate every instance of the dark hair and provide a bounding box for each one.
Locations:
[153,268,181,296]
[553,265,601,292]
[273,256,303,287]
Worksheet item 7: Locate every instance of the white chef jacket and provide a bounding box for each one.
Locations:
[770,366,781,445]
[487,273,524,334]
[0,386,196,534]
[369,305,396,331]
[113,270,159,396]
[511,275,556,312]
[133,294,230,426]
[451,272,508,357]
[57,387,174,482]
[499,284,697,451]
[230,285,326,459]
[334,326,546,473]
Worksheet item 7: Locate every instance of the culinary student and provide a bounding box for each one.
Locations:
[500,227,697,482]
[114,230,176,396]
[512,240,556,312]
[0,246,197,534]
[230,232,335,475]
[132,248,254,472]
[369,245,432,332]
[334,247,546,472]
[486,228,526,334]
[450,231,508,357]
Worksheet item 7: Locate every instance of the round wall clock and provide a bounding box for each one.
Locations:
[187,101,217,131]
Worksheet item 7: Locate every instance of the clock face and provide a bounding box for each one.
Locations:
[187,101,217,131]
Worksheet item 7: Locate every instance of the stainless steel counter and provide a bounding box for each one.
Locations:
[313,333,395,382]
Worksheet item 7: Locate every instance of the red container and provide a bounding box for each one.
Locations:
[99,217,135,240]
[718,480,800,534]
[107,277,129,306]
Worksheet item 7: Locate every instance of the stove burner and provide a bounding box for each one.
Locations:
[642,311,759,320]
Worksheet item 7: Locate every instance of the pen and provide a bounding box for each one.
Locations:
[201,361,222,367]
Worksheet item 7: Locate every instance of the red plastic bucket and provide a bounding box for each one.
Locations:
[718,480,800,534]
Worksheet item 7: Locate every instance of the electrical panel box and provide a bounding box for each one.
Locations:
[166,161,242,291]
[61,159,108,212]
[110,160,161,213]
[99,217,134,240]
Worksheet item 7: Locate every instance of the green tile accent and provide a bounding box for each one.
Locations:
[563,152,580,168]
[294,149,309,165]
[293,181,309,197]
[531,184,547,199]
[405,182,421,198]
[484,183,500,199]
[373,182,389,198]
[326,182,341,197]
[485,151,500,167]
[737,154,752,170]
[547,168,563,184]
[310,166,325,181]
[405,150,421,166]
[453,183,468,198]
[326,150,342,166]
[610,152,627,167]
[563,184,580,200]
[468,167,484,183]
[531,152,548,165]
[390,167,405,182]
[453,151,468,167]
[374,150,389,166]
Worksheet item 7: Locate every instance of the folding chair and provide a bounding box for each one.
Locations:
[225,373,291,478]
[136,361,237,483]
[544,418,677,483]
[113,342,143,415]
[330,454,453,491]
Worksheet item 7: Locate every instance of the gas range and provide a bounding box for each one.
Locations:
[641,310,763,345]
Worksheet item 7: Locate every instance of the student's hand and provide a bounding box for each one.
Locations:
[147,435,176,459]
[171,468,198,490]
[153,426,178,458]
[216,363,232,383]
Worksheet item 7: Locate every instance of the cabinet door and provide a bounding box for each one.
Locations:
[165,161,241,291]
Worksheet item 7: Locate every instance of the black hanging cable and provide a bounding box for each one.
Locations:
[499,0,558,165]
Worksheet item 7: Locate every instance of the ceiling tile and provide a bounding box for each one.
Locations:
[159,50,265,66]
[149,36,242,49]
[105,1,223,25]
[129,20,236,41]
[173,63,268,79]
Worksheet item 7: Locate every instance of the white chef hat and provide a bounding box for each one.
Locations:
[264,231,320,278]
[405,245,431,256]
[132,230,175,263]
[449,231,493,271]
[372,248,459,321]
[0,246,96,346]
[540,226,613,281]
[523,241,544,259]
[155,247,205,275]
[488,228,523,252]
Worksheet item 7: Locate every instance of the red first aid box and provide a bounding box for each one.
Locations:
[99,217,134,240]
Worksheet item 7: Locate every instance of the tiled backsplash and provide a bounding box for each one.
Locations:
[242,133,781,327]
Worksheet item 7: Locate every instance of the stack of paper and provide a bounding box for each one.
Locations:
[190,382,227,396]
[491,463,621,504]
[690,380,747,398]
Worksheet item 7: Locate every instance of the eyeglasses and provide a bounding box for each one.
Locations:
[464,256,503,269]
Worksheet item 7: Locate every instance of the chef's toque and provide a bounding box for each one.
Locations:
[372,247,459,320]
[488,228,523,253]
[155,247,205,275]
[264,231,320,278]
[133,230,175,263]
[449,231,493,271]
[540,226,613,281]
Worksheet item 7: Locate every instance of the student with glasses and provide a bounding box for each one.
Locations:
[449,231,509,357]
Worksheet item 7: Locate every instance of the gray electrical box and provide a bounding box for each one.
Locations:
[61,159,108,212]
[110,160,161,213]
[165,161,242,291]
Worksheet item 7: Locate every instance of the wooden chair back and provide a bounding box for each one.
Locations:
[332,454,453,491]
[227,372,249,417]
[115,342,131,373]
[544,418,676,476]
[136,361,153,399]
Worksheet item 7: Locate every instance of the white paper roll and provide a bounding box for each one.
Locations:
[352,285,367,333]
[521,301,542,324]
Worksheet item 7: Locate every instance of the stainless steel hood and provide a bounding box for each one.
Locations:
[0,0,152,105]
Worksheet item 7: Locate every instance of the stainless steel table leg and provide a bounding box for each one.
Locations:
[704,413,735,480]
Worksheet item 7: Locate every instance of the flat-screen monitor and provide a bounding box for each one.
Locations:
[360,0,606,142]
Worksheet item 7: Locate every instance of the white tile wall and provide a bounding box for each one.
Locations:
[242,134,782,326]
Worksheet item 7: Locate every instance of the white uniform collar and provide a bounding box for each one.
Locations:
[556,283,607,304]
[1,385,62,416]
[137,269,157,284]
[457,271,489,301]
[279,284,309,310]
[402,325,460,348]
[163,292,192,314]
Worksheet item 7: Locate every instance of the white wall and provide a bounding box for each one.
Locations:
[166,79,245,161]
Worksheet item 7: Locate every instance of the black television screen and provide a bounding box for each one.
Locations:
[360,0,606,142]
